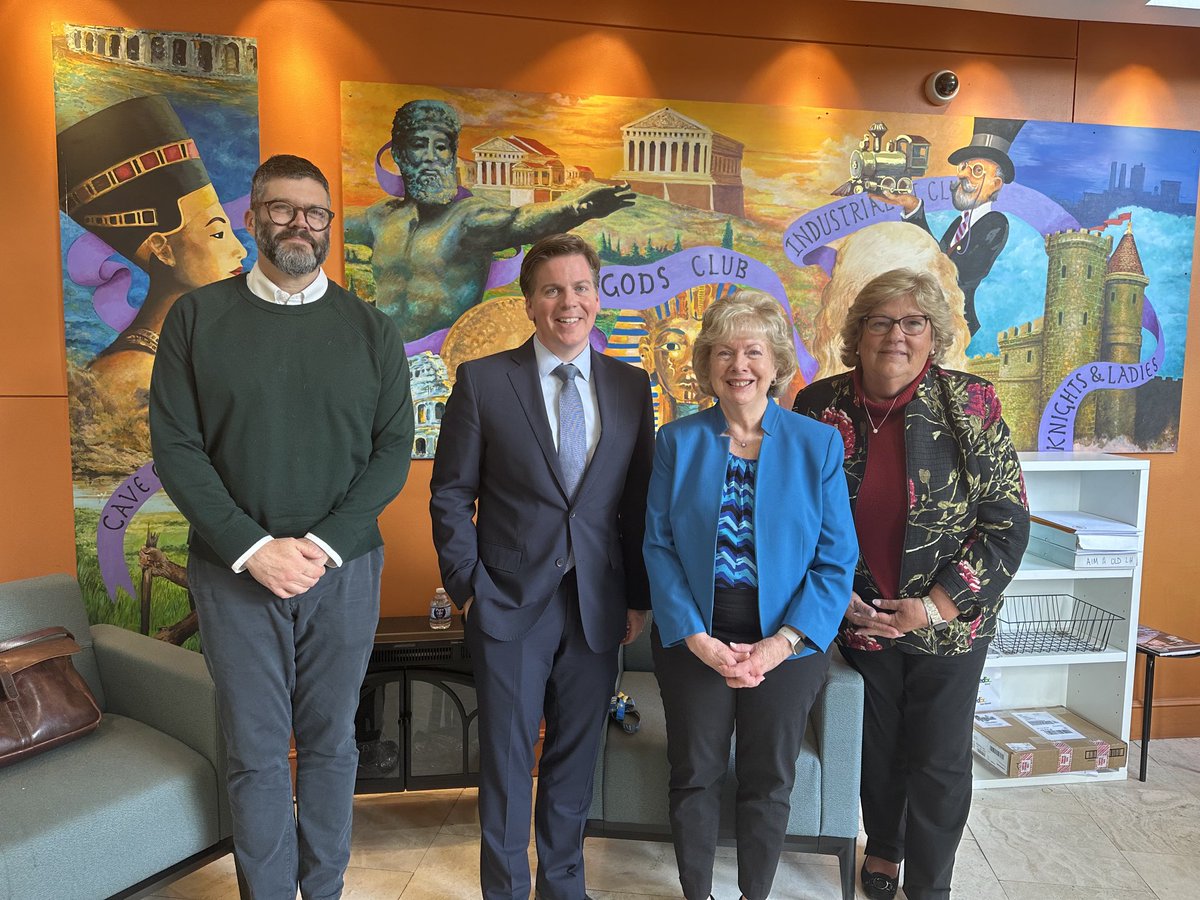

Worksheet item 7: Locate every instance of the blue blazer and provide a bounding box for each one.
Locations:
[644,401,858,653]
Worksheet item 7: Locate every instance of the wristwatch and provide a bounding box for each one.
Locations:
[777,625,807,654]
[921,596,949,633]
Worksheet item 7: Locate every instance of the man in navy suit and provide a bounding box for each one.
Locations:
[879,117,1025,336]
[430,233,655,900]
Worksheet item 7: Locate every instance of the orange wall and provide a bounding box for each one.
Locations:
[2,1,1198,735]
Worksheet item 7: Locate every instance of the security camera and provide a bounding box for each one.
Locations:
[925,70,960,105]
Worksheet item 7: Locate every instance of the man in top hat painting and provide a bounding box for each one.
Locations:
[876,117,1025,336]
[351,99,636,341]
[58,95,248,404]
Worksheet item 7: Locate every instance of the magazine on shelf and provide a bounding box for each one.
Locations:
[1029,511,1141,552]
[1137,625,1200,656]
[1026,536,1139,570]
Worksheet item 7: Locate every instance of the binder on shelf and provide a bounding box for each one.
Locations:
[1026,536,1139,570]
[1029,511,1140,553]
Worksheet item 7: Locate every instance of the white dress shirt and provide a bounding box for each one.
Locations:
[532,336,601,468]
[231,263,342,573]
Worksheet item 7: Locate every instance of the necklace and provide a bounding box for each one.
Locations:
[863,395,900,434]
[721,430,761,448]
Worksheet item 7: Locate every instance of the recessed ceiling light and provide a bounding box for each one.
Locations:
[1146,0,1200,9]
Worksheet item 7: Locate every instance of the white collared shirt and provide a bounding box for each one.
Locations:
[532,336,601,469]
[245,261,329,305]
[231,262,341,573]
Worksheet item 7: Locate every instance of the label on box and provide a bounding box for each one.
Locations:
[1014,711,1084,741]
[1006,742,1036,751]
[974,713,1009,729]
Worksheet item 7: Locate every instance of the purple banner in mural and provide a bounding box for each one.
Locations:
[96,461,162,601]
[783,178,1079,273]
[598,246,818,381]
[1036,299,1166,451]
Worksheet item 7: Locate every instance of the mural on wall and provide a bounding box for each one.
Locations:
[54,23,259,645]
[342,83,1199,458]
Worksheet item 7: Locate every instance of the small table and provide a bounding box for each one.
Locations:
[1136,624,1200,782]
[355,615,477,794]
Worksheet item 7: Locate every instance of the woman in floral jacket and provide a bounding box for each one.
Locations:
[793,268,1029,900]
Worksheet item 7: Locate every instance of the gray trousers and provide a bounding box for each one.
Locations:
[189,547,382,900]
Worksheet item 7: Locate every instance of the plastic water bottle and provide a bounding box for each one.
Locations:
[429,587,452,630]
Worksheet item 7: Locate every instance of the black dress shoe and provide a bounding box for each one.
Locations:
[861,862,899,900]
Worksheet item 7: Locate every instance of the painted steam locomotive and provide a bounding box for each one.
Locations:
[832,121,931,196]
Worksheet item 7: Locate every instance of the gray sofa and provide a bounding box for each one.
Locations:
[0,574,232,899]
[587,621,864,900]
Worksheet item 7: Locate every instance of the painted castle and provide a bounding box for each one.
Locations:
[968,222,1169,450]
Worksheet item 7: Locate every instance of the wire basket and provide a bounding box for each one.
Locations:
[994,594,1123,655]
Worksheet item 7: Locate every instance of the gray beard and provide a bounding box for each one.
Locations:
[404,167,458,205]
[951,182,987,211]
[261,229,329,277]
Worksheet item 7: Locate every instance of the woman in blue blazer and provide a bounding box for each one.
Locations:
[644,290,858,900]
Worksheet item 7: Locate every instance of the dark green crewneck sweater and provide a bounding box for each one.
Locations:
[149,275,414,568]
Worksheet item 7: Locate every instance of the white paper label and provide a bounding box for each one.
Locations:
[974,713,1009,729]
[1014,711,1084,742]
[1006,742,1037,751]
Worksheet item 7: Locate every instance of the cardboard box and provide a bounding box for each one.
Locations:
[972,707,1127,777]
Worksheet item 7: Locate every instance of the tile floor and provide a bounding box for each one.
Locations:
[153,738,1200,899]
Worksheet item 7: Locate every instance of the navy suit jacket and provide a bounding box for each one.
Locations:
[430,338,655,652]
[644,401,858,653]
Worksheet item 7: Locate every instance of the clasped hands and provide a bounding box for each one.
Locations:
[844,590,931,638]
[685,632,793,688]
[246,537,329,598]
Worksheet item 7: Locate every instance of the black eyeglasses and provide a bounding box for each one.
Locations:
[258,200,335,232]
[863,314,931,336]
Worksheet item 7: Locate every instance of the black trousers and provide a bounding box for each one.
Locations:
[840,642,989,900]
[652,615,830,900]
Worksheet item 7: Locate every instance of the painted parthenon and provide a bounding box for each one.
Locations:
[616,107,745,216]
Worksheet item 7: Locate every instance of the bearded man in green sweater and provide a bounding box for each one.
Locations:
[149,155,414,900]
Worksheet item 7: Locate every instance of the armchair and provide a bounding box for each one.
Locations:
[0,574,231,899]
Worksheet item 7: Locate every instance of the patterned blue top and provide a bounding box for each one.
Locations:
[714,454,758,589]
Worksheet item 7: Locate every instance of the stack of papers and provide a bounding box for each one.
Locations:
[1028,511,1140,570]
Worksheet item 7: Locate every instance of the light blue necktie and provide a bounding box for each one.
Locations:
[555,363,586,500]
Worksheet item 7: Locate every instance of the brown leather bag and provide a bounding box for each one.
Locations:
[0,626,102,768]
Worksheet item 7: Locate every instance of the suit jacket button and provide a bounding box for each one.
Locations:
[569,512,576,519]
[555,558,565,567]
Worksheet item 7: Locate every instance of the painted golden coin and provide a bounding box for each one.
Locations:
[440,295,534,386]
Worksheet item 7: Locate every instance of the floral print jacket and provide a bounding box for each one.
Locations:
[793,366,1030,656]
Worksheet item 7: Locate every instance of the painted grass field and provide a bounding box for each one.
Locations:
[75,507,201,653]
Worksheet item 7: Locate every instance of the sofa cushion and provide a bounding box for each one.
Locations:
[0,713,222,900]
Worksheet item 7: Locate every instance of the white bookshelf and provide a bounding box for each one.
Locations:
[973,452,1148,789]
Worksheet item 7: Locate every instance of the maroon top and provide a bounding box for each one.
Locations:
[852,359,931,599]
